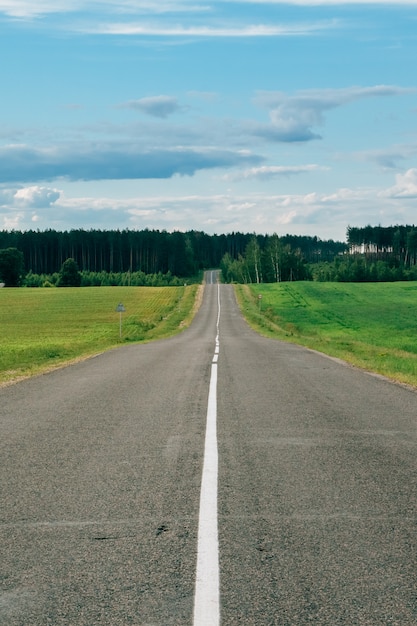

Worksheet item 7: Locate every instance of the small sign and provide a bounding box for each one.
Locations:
[258,294,262,299]
[116,303,126,312]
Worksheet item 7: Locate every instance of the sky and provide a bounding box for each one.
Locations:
[1,1,417,242]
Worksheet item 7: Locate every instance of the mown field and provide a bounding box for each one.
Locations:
[0,285,199,386]
[235,281,417,388]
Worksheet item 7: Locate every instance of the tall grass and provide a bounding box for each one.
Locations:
[235,282,417,388]
[0,285,199,385]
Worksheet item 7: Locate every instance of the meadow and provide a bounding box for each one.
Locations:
[0,285,199,386]
[3,281,417,389]
[235,281,417,388]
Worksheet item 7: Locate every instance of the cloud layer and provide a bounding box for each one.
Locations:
[3,172,415,238]
[0,144,262,183]
[2,0,417,20]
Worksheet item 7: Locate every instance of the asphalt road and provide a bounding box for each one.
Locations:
[1,276,416,625]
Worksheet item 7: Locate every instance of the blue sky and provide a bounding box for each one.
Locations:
[1,1,417,242]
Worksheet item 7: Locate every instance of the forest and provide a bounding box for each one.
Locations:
[347,224,417,259]
[1,224,417,286]
[221,225,417,284]
[0,228,345,286]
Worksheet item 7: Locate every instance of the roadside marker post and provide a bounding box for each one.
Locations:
[115,303,126,338]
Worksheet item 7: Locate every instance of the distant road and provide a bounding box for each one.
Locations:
[1,277,416,625]
[205,269,219,284]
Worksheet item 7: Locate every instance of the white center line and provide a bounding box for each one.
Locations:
[193,283,221,626]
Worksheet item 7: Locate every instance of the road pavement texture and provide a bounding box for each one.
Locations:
[1,275,416,624]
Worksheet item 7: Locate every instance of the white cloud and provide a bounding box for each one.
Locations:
[0,1,204,18]
[4,0,417,19]
[1,212,25,230]
[97,1,208,14]
[253,85,415,142]
[225,164,327,180]
[0,0,78,18]
[0,0,338,43]
[14,185,61,207]
[381,168,417,198]
[0,185,61,229]
[125,96,182,118]
[87,20,333,37]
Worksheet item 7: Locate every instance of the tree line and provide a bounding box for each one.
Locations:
[4,225,417,287]
[0,228,345,286]
[220,235,312,283]
[310,256,417,282]
[0,229,255,277]
[219,228,417,284]
[347,224,417,267]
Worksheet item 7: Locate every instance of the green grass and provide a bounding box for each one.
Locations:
[0,285,200,385]
[235,282,417,388]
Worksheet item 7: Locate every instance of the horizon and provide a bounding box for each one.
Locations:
[1,1,417,241]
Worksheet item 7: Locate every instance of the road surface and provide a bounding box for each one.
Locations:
[1,274,416,624]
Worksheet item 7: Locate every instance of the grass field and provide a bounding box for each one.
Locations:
[0,285,200,385]
[4,281,417,389]
[235,281,417,388]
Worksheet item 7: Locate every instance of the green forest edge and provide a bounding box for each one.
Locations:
[233,284,417,390]
[2,225,417,287]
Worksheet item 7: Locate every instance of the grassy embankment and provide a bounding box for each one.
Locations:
[235,281,417,388]
[0,285,200,386]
